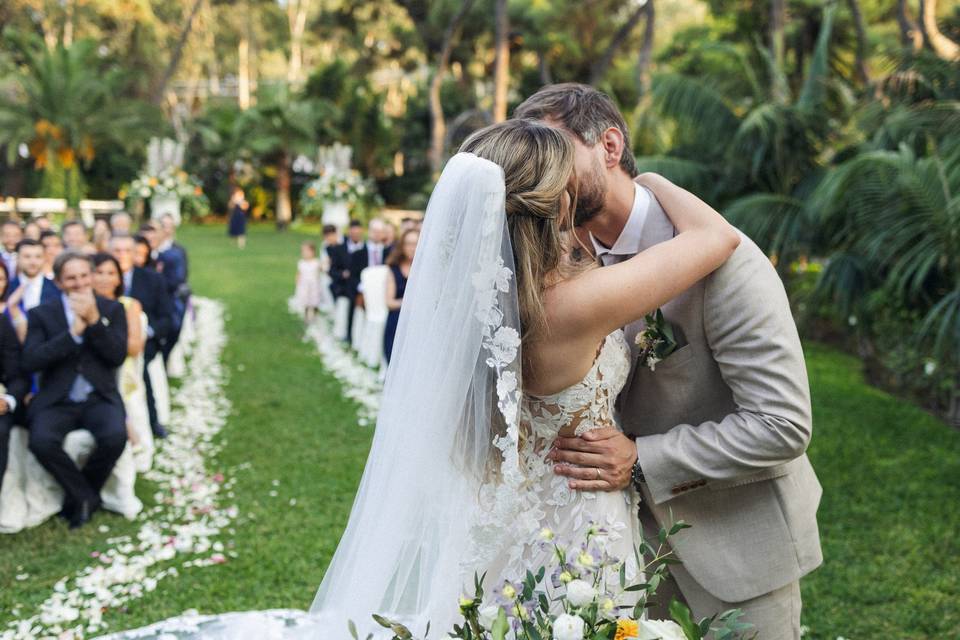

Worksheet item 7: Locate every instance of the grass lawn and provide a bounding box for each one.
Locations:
[1,223,958,638]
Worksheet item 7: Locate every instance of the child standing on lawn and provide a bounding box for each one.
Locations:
[294,241,326,323]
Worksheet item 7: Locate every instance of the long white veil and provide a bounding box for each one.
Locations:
[309,153,527,638]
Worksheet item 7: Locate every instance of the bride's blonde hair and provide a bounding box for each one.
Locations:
[460,119,581,343]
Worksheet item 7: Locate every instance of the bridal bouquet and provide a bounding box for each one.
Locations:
[364,523,753,640]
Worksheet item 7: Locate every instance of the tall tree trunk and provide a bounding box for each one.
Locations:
[897,0,924,51]
[636,0,655,97]
[287,0,310,85]
[276,154,292,230]
[492,0,510,122]
[428,0,478,177]
[919,0,960,60]
[845,0,871,84]
[538,50,553,85]
[589,1,648,86]
[770,0,787,71]
[238,35,251,109]
[62,0,75,47]
[151,0,205,105]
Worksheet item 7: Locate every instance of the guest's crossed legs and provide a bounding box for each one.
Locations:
[28,399,126,506]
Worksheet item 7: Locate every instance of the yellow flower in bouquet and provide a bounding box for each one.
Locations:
[614,618,639,640]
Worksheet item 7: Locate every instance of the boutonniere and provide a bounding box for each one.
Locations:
[634,309,678,371]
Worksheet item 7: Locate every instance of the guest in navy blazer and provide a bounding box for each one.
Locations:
[155,215,190,362]
[10,239,61,312]
[110,234,173,438]
[23,252,128,529]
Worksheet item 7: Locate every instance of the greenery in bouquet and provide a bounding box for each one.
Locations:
[300,169,383,220]
[362,522,753,640]
[119,167,210,218]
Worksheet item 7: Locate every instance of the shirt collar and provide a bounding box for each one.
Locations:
[590,182,650,261]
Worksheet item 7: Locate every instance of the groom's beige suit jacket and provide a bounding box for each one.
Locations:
[614,187,823,604]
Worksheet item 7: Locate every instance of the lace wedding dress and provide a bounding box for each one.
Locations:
[97,154,642,640]
[101,331,640,640]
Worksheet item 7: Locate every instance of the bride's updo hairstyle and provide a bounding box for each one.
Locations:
[459,119,577,342]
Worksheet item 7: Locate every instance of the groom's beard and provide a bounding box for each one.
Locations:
[574,164,607,226]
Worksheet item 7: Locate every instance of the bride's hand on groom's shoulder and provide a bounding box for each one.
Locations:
[548,428,637,492]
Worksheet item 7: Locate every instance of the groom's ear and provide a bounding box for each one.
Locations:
[599,126,626,170]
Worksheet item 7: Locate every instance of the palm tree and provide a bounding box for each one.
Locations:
[0,33,161,203]
[234,90,316,229]
[634,4,839,269]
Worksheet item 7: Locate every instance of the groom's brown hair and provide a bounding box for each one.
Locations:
[513,83,638,178]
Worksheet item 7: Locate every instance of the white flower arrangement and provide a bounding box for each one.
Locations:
[121,168,205,201]
[367,522,754,640]
[300,169,382,214]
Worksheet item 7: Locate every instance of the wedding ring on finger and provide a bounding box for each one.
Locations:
[595,467,602,480]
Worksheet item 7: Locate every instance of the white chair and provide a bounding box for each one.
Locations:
[147,356,171,427]
[0,427,142,534]
[358,266,390,368]
[333,297,351,341]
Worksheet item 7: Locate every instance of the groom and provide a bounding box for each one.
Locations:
[515,85,822,638]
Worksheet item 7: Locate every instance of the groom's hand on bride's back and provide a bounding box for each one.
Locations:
[549,428,637,492]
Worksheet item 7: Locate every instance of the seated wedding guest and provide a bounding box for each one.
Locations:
[382,220,397,247]
[23,221,41,241]
[11,239,61,311]
[138,222,161,261]
[91,253,148,449]
[383,228,419,364]
[1,220,22,276]
[40,230,63,279]
[34,215,52,233]
[92,219,111,253]
[110,234,173,439]
[133,234,155,270]
[23,251,128,529]
[61,221,88,251]
[0,261,29,498]
[110,212,133,235]
[156,214,189,361]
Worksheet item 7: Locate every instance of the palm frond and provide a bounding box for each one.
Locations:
[797,3,838,112]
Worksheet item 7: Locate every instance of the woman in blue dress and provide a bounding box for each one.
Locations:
[227,186,250,249]
[383,228,419,363]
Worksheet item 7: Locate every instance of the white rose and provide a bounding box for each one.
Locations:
[553,614,585,640]
[478,605,500,631]
[637,619,686,640]
[565,579,596,607]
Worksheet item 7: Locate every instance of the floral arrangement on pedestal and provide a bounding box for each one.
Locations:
[299,169,382,221]
[120,167,210,220]
[365,522,753,640]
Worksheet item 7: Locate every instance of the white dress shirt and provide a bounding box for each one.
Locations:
[590,182,651,266]
[367,242,385,267]
[20,273,46,311]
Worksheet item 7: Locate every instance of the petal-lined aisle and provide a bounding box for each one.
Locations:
[2,298,236,640]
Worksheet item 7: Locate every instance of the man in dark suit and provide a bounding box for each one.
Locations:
[23,252,128,529]
[110,234,173,438]
[10,238,60,311]
[155,215,190,363]
[343,219,391,344]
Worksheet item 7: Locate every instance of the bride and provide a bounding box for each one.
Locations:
[104,120,739,639]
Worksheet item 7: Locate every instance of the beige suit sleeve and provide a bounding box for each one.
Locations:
[635,235,813,505]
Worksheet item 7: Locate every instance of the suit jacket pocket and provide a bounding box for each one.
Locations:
[650,343,695,372]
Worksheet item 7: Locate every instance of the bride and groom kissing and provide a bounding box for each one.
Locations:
[109,84,822,640]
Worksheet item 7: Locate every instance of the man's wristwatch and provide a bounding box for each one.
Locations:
[631,460,646,491]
